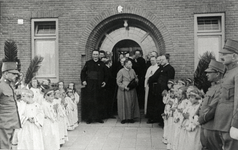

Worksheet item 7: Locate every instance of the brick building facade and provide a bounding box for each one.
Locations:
[0,0,238,87]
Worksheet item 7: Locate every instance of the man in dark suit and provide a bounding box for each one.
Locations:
[156,54,175,126]
[134,50,147,109]
[81,50,108,124]
[147,54,175,125]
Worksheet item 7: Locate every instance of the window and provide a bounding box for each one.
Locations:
[194,13,224,69]
[31,19,58,82]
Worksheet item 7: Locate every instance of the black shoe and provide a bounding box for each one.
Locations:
[128,119,135,123]
[147,119,156,124]
[121,120,127,124]
[97,120,104,123]
[109,116,116,119]
[86,120,91,124]
[147,119,153,124]
[159,122,164,128]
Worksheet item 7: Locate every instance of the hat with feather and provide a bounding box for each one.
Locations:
[0,39,21,75]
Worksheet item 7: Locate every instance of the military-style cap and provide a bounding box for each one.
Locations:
[1,62,20,74]
[205,59,226,74]
[219,39,238,54]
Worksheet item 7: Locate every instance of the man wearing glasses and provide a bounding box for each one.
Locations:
[0,62,21,149]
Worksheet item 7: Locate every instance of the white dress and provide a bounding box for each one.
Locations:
[41,100,60,150]
[144,64,159,114]
[73,92,80,127]
[17,102,44,150]
[65,96,77,130]
[53,98,68,144]
[162,91,171,142]
[178,100,202,150]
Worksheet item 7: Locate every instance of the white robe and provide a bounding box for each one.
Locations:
[73,92,80,127]
[177,100,202,150]
[65,96,77,130]
[144,64,159,114]
[17,102,44,150]
[42,100,60,150]
[53,98,68,144]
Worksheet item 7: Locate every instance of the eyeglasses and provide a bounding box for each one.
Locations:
[9,72,19,75]
[206,71,217,74]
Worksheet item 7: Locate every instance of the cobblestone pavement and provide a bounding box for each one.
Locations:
[61,115,167,150]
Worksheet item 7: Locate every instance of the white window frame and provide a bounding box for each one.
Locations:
[31,18,59,82]
[194,13,225,69]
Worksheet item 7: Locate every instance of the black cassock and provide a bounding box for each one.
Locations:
[147,64,175,123]
[80,59,108,122]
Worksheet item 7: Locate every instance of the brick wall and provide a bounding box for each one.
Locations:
[0,0,238,85]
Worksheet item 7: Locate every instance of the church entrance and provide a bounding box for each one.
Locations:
[111,39,141,65]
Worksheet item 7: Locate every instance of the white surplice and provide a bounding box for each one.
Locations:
[144,64,159,114]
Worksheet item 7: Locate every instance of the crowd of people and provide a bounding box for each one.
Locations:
[1,38,238,150]
[80,49,175,125]
[1,75,80,149]
[80,39,238,150]
[161,39,238,150]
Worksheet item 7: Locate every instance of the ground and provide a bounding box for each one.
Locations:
[61,115,167,150]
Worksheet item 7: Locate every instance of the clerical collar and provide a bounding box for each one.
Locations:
[163,63,169,67]
[226,62,238,70]
[124,67,129,71]
[93,59,99,62]
[152,64,158,67]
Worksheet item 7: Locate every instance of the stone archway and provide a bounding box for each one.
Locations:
[81,7,174,60]
[99,26,157,57]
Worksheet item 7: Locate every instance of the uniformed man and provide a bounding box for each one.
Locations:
[0,62,21,149]
[213,39,238,150]
[198,60,225,150]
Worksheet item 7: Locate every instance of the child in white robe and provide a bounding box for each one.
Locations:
[162,79,174,144]
[65,88,78,130]
[58,81,66,100]
[54,90,68,145]
[166,88,177,150]
[68,82,80,126]
[17,89,44,150]
[41,88,60,150]
[29,78,43,104]
[177,88,202,150]
[172,86,188,150]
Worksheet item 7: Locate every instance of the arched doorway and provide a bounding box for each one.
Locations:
[112,39,141,64]
[83,14,169,61]
[99,25,158,61]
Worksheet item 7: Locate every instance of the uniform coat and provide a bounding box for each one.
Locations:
[213,63,238,150]
[0,80,21,149]
[198,81,222,150]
